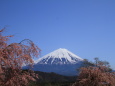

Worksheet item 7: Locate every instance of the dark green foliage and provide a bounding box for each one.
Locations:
[28,71,76,86]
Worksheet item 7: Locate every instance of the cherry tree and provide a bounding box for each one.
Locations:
[72,58,115,86]
[0,28,41,86]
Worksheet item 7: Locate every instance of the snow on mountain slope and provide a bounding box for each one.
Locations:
[35,48,83,65]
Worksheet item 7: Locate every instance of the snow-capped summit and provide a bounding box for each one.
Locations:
[35,48,83,65]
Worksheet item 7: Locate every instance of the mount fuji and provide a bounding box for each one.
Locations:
[24,48,84,76]
[34,48,83,65]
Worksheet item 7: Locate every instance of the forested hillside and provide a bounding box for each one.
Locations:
[28,71,76,86]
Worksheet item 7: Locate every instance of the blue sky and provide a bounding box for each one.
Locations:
[0,0,115,69]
